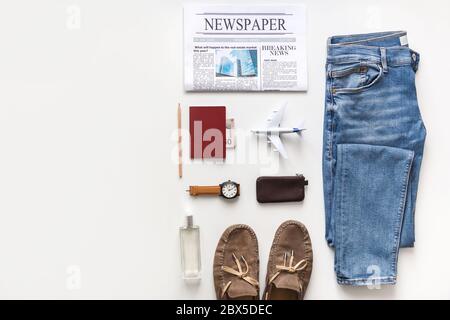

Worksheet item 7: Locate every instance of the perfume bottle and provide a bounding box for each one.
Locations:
[180,215,201,280]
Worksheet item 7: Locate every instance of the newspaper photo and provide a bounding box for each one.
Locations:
[184,4,307,92]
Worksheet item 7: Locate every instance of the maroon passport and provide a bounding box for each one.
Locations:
[189,106,226,159]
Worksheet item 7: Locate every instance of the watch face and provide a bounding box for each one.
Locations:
[221,182,238,199]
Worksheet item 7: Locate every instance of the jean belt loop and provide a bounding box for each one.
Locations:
[411,51,419,72]
[380,47,388,73]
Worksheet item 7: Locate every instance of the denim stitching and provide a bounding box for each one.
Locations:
[337,276,396,285]
[335,144,346,278]
[333,64,383,94]
[340,145,349,277]
[333,145,340,276]
[338,276,396,282]
[329,31,407,46]
[390,151,414,274]
[327,64,334,161]
[327,57,380,65]
[328,57,411,67]
[330,64,363,78]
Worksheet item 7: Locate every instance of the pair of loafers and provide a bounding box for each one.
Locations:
[213,220,313,300]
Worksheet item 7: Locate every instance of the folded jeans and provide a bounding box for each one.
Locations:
[322,31,426,285]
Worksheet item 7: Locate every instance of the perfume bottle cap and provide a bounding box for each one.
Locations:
[186,214,194,228]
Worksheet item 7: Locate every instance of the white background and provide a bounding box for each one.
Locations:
[0,0,449,299]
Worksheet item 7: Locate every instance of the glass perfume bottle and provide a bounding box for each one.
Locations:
[180,215,201,280]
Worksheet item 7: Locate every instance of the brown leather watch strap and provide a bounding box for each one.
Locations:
[188,185,221,196]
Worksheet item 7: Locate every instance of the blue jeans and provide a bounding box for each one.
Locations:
[322,31,426,285]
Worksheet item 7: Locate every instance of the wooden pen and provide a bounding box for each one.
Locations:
[177,103,183,178]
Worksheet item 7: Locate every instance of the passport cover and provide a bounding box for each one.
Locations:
[190,106,226,159]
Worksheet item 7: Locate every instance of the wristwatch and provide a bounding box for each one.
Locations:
[187,180,240,199]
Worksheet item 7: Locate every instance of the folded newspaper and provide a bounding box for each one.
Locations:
[184,4,307,92]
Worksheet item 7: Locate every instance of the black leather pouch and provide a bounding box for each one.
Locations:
[256,175,308,203]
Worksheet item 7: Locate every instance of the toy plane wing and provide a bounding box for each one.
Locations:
[265,102,287,128]
[268,133,288,159]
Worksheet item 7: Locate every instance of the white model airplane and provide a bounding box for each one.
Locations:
[250,102,305,159]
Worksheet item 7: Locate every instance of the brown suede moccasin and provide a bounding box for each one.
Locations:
[213,224,260,300]
[263,220,313,300]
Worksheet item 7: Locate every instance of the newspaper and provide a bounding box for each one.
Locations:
[184,4,307,92]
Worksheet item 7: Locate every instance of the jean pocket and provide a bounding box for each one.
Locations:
[330,62,382,94]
